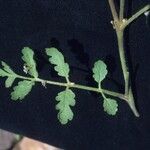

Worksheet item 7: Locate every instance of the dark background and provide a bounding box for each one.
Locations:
[0,0,150,149]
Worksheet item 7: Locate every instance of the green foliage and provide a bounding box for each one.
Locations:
[1,61,16,75]
[11,80,35,100]
[103,98,118,115]
[92,60,118,115]
[0,47,120,125]
[92,60,108,83]
[22,47,38,78]
[0,61,16,77]
[46,47,70,78]
[0,61,16,87]
[55,89,76,124]
[5,77,16,88]
[0,69,9,77]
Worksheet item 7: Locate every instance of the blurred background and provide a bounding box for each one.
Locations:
[0,129,61,150]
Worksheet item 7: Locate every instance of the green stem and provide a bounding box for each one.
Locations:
[116,30,139,117]
[98,82,107,100]
[123,4,150,29]
[108,0,147,117]
[16,74,127,101]
[108,0,119,21]
[119,0,125,20]
[116,30,129,95]
[128,88,140,117]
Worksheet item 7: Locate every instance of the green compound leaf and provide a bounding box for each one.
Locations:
[103,98,118,115]
[92,60,108,83]
[11,80,35,100]
[55,89,75,124]
[5,77,16,88]
[1,61,16,75]
[22,47,38,78]
[46,47,69,78]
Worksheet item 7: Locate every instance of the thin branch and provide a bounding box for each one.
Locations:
[116,30,129,95]
[15,74,127,101]
[119,0,125,20]
[124,4,150,28]
[128,88,140,117]
[108,0,119,21]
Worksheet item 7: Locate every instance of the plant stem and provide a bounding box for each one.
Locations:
[116,30,139,117]
[123,4,150,28]
[108,0,119,21]
[116,30,129,95]
[128,88,140,117]
[119,0,125,20]
[108,0,130,95]
[16,74,127,101]
[107,0,150,117]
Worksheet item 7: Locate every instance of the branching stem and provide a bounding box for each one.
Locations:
[16,74,127,102]
[108,0,150,117]
[1,1,148,119]
[123,4,150,29]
